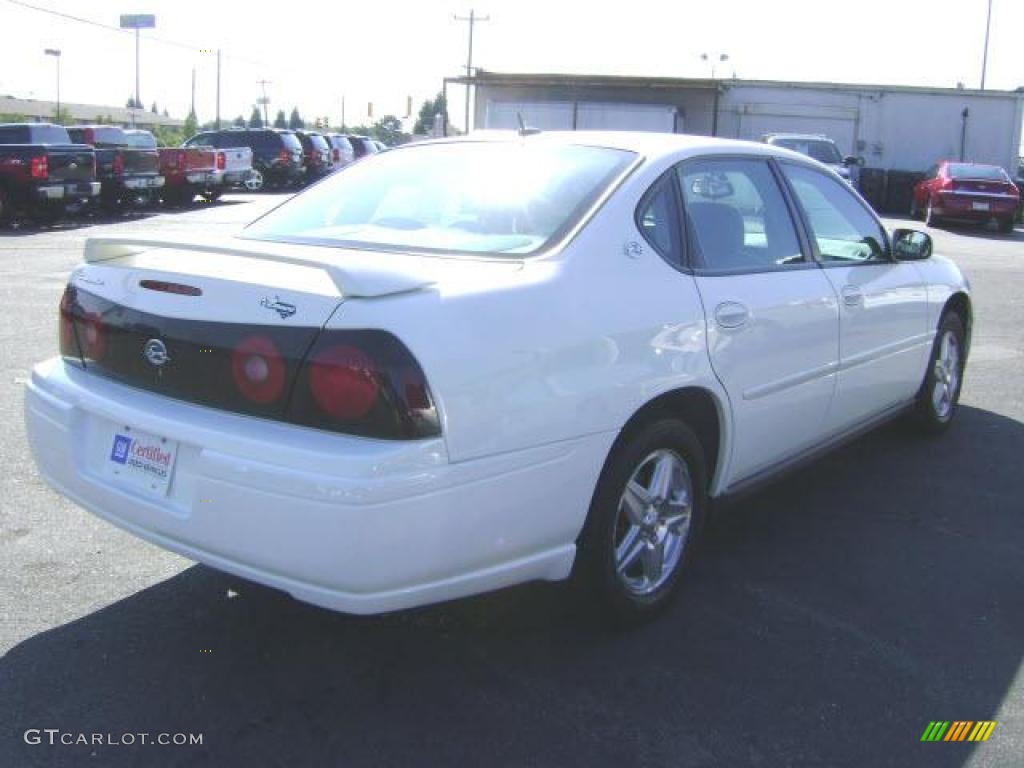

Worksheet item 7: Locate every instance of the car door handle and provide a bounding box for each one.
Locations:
[714,301,750,329]
[841,286,863,307]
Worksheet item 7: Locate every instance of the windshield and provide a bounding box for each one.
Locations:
[774,138,843,165]
[947,163,1008,181]
[244,141,635,256]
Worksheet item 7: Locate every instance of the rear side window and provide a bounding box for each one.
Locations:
[782,163,888,263]
[678,158,804,272]
[636,176,683,268]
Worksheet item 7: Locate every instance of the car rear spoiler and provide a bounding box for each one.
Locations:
[82,235,440,298]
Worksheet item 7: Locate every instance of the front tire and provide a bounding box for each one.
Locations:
[575,418,708,624]
[998,216,1014,233]
[913,312,966,435]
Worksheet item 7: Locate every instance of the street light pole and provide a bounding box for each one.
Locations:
[701,52,729,79]
[980,0,993,89]
[44,49,61,122]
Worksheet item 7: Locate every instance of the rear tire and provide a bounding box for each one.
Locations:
[574,418,708,625]
[0,187,9,226]
[924,197,940,227]
[909,196,921,220]
[998,217,1014,233]
[912,312,966,435]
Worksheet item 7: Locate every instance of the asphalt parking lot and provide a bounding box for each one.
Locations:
[1,196,1022,767]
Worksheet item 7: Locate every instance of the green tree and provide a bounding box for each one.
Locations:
[248,107,263,128]
[126,96,142,109]
[152,125,184,147]
[52,106,73,125]
[0,112,28,122]
[371,115,409,147]
[232,115,246,128]
[288,107,304,130]
[150,102,159,114]
[273,109,287,129]
[182,110,198,140]
[413,92,447,135]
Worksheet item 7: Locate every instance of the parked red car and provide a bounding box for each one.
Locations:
[911,161,1019,232]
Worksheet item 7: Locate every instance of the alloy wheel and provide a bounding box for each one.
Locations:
[613,449,694,596]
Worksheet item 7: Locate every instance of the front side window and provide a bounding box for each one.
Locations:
[678,158,804,272]
[782,163,888,264]
[245,142,635,256]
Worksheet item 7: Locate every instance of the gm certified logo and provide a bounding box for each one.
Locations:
[143,338,170,367]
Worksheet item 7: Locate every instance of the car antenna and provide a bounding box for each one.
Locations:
[516,112,541,137]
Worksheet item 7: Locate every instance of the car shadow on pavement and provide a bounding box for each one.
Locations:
[2,405,1021,768]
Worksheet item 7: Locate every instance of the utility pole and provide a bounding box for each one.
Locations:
[257,79,272,126]
[190,66,196,116]
[341,95,346,130]
[980,0,993,89]
[215,49,221,129]
[454,9,489,134]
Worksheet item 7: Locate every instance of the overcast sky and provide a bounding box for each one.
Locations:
[1,0,1021,128]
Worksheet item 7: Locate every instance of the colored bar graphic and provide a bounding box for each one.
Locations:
[922,721,996,742]
[921,722,950,741]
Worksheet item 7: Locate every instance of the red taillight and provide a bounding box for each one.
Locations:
[79,311,106,362]
[30,155,48,180]
[112,152,124,176]
[309,344,380,421]
[216,151,226,171]
[58,289,80,360]
[288,331,440,439]
[333,148,340,163]
[232,335,286,404]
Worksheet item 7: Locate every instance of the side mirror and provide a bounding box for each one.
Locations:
[892,229,932,261]
[843,155,861,167]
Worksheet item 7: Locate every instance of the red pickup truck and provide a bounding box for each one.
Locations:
[123,130,221,205]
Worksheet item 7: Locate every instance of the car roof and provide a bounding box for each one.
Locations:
[762,132,833,141]
[413,130,811,164]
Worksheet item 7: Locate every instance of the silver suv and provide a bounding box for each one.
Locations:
[761,133,860,185]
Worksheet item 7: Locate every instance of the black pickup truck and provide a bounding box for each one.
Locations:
[67,125,164,209]
[0,123,101,222]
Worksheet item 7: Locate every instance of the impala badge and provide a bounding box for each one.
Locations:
[143,338,170,367]
[260,296,297,319]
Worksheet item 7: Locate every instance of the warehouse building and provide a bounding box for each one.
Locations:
[456,71,1024,184]
[0,95,183,129]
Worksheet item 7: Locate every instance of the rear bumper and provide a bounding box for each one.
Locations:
[222,169,255,186]
[934,192,1019,219]
[33,181,101,201]
[120,174,166,191]
[24,358,611,614]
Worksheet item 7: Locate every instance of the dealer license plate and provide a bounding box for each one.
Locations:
[103,426,178,498]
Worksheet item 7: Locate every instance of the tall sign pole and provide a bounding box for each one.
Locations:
[454,9,489,134]
[119,14,155,111]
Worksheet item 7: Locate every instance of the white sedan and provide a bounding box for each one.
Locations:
[25,131,971,622]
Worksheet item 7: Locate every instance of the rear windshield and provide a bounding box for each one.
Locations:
[124,131,157,149]
[69,126,127,147]
[244,141,636,256]
[331,136,353,150]
[0,125,71,144]
[773,138,843,165]
[309,135,329,151]
[947,163,1008,181]
[278,132,302,151]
